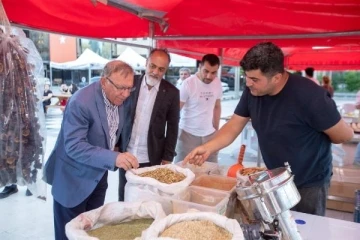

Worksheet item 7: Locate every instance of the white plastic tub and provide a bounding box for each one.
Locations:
[170,186,230,215]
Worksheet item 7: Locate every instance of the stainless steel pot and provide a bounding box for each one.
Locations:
[235,163,302,240]
[249,165,301,217]
[236,183,263,223]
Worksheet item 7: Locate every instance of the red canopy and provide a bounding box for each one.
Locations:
[2,0,360,69]
[285,47,360,70]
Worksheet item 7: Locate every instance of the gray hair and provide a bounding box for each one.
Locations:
[102,60,134,78]
[179,68,191,74]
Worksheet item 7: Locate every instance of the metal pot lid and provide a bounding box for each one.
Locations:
[249,163,293,193]
[249,167,288,184]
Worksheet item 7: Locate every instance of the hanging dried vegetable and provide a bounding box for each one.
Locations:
[0,31,45,187]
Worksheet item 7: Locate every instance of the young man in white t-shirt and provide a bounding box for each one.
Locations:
[174,54,222,163]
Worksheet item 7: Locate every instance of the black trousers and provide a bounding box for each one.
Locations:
[43,102,50,114]
[118,163,151,201]
[291,183,329,216]
[53,171,108,240]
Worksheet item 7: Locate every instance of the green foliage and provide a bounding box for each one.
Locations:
[101,43,112,59]
[325,71,360,92]
[344,72,360,92]
[331,72,344,91]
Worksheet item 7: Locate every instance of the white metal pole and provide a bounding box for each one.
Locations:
[88,67,91,84]
[234,66,240,97]
[218,48,223,80]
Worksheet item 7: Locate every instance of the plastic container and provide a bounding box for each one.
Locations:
[170,186,230,215]
[332,144,345,167]
[176,161,220,176]
[191,174,237,193]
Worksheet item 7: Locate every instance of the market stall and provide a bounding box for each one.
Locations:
[62,163,360,239]
[0,1,359,239]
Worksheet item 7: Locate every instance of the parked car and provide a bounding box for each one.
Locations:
[222,82,230,93]
[221,76,234,90]
[221,75,246,91]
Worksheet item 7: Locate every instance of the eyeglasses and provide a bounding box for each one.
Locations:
[106,77,135,92]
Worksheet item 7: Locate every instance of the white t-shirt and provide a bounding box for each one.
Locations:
[176,79,183,89]
[179,74,222,136]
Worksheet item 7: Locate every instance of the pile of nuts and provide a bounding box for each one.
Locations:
[138,168,186,184]
[239,167,266,176]
[160,220,232,240]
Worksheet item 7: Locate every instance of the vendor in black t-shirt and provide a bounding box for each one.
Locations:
[183,42,354,216]
[42,83,53,114]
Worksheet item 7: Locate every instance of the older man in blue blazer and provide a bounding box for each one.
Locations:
[44,60,139,240]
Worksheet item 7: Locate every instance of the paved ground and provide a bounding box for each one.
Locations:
[0,95,355,239]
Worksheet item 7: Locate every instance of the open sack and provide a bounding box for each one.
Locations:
[142,212,244,240]
[65,201,166,240]
[125,165,195,214]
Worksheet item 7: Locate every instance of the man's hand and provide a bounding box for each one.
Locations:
[183,145,211,166]
[115,152,139,170]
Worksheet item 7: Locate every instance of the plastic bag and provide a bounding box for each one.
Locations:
[332,144,346,167]
[125,165,195,214]
[65,201,167,240]
[176,160,220,176]
[142,212,244,240]
[0,2,46,199]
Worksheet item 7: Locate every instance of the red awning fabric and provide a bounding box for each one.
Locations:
[160,45,360,70]
[159,0,360,37]
[2,0,150,38]
[2,0,360,69]
[285,47,360,70]
[3,0,359,40]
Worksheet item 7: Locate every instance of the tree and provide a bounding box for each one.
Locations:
[331,71,344,91]
[101,42,111,59]
[344,71,360,92]
[89,40,101,55]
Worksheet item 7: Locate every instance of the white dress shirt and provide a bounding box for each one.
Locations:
[127,76,160,163]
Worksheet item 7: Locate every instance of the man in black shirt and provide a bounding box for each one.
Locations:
[42,83,53,114]
[183,42,354,216]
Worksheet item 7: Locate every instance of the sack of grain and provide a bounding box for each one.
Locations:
[125,165,195,214]
[142,212,244,240]
[65,201,166,240]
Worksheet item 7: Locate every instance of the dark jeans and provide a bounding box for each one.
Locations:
[43,102,50,114]
[118,163,151,201]
[53,171,108,240]
[291,183,329,216]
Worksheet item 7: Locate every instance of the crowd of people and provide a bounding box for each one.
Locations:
[0,42,357,239]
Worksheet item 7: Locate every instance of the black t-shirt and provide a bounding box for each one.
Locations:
[234,73,340,188]
[43,90,53,105]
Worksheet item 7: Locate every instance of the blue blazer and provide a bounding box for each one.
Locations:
[44,81,125,208]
